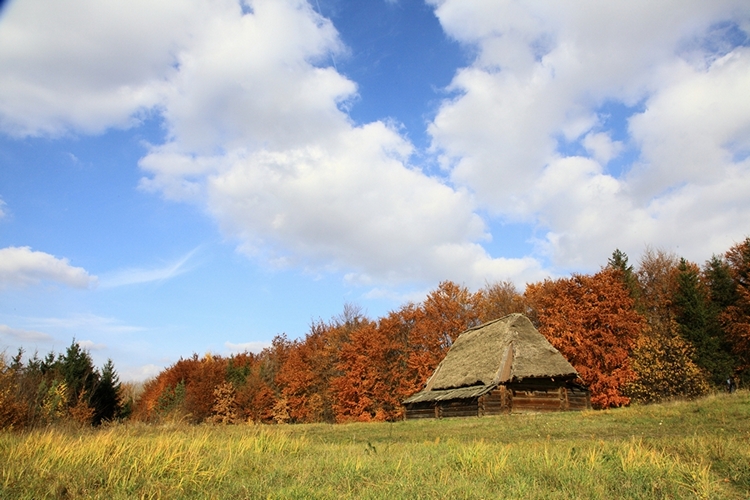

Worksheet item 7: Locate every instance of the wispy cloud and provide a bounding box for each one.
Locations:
[99,248,199,288]
[225,341,272,354]
[25,313,144,334]
[0,324,54,342]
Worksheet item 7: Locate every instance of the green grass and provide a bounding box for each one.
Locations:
[2,391,749,499]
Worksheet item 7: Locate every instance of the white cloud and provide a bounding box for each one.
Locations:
[0,0,545,288]
[5,0,748,291]
[0,0,199,136]
[77,339,106,351]
[429,0,750,268]
[0,324,53,342]
[135,0,541,287]
[119,363,163,382]
[99,248,198,288]
[225,341,271,354]
[25,313,144,334]
[0,198,7,219]
[582,132,624,166]
[0,246,97,289]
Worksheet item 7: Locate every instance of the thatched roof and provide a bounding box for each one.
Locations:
[403,313,578,404]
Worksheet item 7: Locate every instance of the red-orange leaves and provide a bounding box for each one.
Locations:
[525,269,643,408]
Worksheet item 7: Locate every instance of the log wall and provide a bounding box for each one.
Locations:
[438,399,479,418]
[404,382,591,420]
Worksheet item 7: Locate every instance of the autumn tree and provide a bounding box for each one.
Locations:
[406,281,480,388]
[624,249,710,402]
[475,280,527,323]
[276,322,339,423]
[0,343,126,429]
[231,356,276,423]
[0,353,26,429]
[721,238,750,382]
[525,269,643,408]
[275,306,367,423]
[331,320,400,421]
[207,381,239,424]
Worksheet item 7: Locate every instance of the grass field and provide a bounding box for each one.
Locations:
[1,391,749,499]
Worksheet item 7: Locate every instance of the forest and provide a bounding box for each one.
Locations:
[1,238,749,428]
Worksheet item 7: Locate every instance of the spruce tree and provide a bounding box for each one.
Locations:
[704,255,738,309]
[607,249,640,302]
[91,359,122,425]
[674,258,734,385]
[60,340,98,408]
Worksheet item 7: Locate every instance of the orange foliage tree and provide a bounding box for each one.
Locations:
[332,281,482,422]
[525,268,643,408]
[274,305,367,423]
[277,322,345,423]
[406,281,480,388]
[475,280,528,323]
[625,249,710,401]
[331,318,407,421]
[133,355,228,423]
[722,238,750,381]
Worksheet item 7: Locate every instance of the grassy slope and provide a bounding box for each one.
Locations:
[1,391,748,499]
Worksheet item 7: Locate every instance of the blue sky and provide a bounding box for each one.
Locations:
[1,0,749,380]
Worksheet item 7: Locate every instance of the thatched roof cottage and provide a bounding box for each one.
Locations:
[403,313,590,419]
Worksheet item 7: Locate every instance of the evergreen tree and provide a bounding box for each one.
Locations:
[704,255,738,309]
[607,248,640,302]
[673,258,734,385]
[59,340,98,409]
[90,359,122,425]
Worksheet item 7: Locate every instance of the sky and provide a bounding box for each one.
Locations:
[1,0,749,381]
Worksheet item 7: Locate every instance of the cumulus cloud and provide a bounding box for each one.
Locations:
[429,0,750,268]
[0,246,96,289]
[5,0,748,290]
[0,0,195,136]
[0,0,551,288]
[77,339,106,351]
[134,0,540,287]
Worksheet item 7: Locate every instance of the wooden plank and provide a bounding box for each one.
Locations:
[406,414,435,420]
[512,401,563,410]
[512,394,560,401]
[513,397,563,404]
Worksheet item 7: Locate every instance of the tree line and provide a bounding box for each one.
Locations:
[0,340,128,429]
[2,238,748,428]
[132,238,750,424]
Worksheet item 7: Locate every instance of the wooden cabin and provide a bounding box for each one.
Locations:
[403,313,590,419]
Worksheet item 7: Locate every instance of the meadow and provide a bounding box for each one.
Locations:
[1,391,748,499]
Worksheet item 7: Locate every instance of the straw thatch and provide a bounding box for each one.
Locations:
[403,313,580,406]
